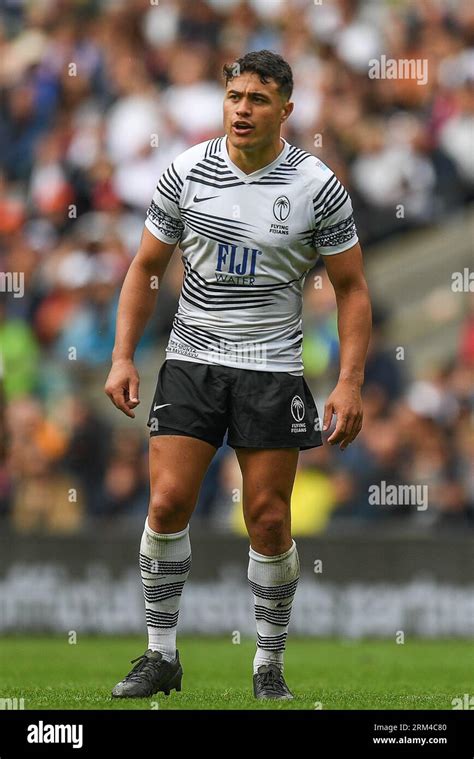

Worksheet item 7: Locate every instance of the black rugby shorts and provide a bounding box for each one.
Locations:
[147,359,323,450]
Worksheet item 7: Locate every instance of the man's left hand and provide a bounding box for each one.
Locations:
[323,381,363,450]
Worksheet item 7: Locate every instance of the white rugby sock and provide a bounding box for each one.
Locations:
[139,518,191,661]
[248,540,300,674]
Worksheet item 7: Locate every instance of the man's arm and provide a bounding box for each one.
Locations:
[105,227,177,418]
[321,241,372,449]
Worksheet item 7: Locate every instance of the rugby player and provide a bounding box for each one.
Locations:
[105,50,371,700]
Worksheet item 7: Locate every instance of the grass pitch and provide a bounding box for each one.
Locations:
[0,636,470,710]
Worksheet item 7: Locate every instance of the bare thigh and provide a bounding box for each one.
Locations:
[235,447,299,555]
[148,435,216,532]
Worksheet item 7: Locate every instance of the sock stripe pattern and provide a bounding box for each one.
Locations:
[248,540,300,673]
[254,604,291,626]
[256,632,288,651]
[140,519,191,661]
[139,554,192,575]
[248,578,299,599]
[142,581,185,603]
[145,610,180,628]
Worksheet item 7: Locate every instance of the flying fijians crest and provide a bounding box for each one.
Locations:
[291,395,305,422]
[269,195,291,235]
[273,196,291,222]
[290,395,307,434]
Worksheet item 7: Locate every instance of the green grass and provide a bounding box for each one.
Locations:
[0,636,470,710]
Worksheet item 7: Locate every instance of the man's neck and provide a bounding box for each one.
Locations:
[226,136,285,175]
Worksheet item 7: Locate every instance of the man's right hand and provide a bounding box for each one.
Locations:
[105,359,141,418]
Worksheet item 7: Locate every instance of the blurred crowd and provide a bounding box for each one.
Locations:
[0,0,473,533]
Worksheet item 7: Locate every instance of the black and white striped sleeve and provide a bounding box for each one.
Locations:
[145,162,185,244]
[311,173,358,255]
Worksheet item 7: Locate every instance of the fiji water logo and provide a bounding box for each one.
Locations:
[291,395,305,422]
[215,242,262,284]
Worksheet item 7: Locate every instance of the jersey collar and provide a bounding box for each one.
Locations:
[222,136,290,183]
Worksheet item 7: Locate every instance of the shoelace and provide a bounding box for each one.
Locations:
[258,668,287,693]
[124,654,163,684]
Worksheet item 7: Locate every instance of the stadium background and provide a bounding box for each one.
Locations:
[0,0,473,650]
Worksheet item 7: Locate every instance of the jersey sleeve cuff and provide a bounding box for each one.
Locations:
[318,233,359,256]
[144,217,180,245]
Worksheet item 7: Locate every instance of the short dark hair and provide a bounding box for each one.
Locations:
[223,50,293,100]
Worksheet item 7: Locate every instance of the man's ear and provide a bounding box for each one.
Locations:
[281,100,294,123]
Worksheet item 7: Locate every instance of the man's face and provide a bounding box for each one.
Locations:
[223,72,293,152]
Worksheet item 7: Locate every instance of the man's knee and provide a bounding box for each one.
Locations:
[148,487,190,531]
[246,493,290,536]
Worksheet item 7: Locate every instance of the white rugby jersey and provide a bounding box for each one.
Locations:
[145,136,358,373]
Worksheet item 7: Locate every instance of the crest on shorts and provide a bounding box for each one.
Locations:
[291,395,305,422]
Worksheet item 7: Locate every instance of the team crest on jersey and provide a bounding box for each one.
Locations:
[290,394,307,433]
[273,196,291,222]
[269,195,290,235]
